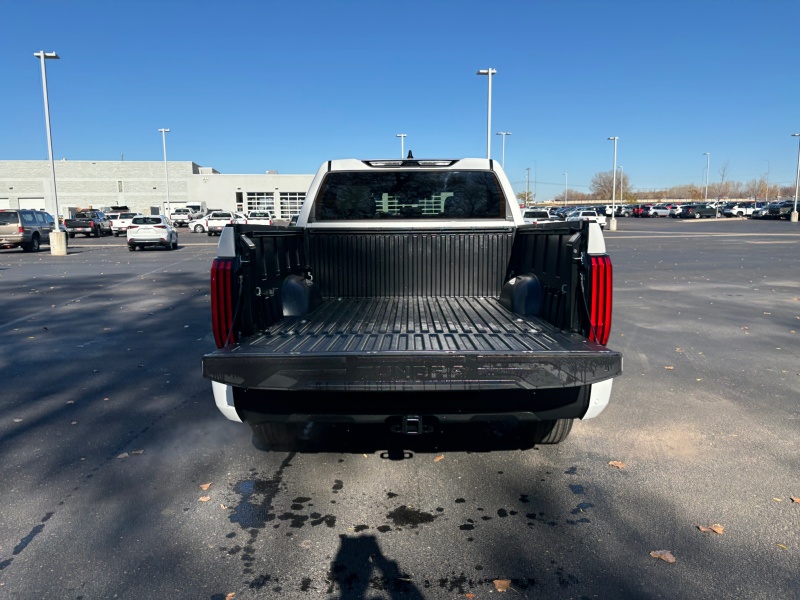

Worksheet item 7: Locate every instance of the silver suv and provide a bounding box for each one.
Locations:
[0,209,55,252]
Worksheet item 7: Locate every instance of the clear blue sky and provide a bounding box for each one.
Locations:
[3,0,799,199]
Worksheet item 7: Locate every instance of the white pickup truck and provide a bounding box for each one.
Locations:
[170,207,193,227]
[566,210,607,230]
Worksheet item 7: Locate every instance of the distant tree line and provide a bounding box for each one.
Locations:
[517,162,796,204]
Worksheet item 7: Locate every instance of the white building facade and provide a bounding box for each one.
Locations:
[0,160,313,219]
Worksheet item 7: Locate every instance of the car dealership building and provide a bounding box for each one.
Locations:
[0,160,313,219]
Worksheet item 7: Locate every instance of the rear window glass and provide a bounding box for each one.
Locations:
[22,212,36,224]
[132,217,163,225]
[120,213,137,218]
[0,212,19,225]
[314,170,505,221]
[524,211,549,219]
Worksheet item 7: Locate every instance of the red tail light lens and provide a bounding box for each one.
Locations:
[589,255,613,345]
[211,258,236,348]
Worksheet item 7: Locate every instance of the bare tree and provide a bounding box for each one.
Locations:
[716,160,731,198]
[590,170,630,201]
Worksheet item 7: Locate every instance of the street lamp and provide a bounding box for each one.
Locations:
[34,50,66,256]
[496,132,511,168]
[396,133,407,159]
[792,133,800,222]
[563,172,568,206]
[525,167,530,205]
[158,128,171,217]
[608,137,618,231]
[476,68,496,159]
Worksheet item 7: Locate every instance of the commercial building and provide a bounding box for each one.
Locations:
[0,160,313,219]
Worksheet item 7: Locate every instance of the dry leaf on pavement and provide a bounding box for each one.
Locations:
[225,593,235,600]
[131,449,144,455]
[200,482,213,490]
[609,460,626,469]
[116,452,129,459]
[493,579,511,592]
[434,455,445,462]
[199,496,211,502]
[650,550,676,563]
[697,524,724,534]
[790,497,800,503]
[466,594,475,599]
[664,365,674,370]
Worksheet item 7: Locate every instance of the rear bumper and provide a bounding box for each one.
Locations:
[128,237,171,247]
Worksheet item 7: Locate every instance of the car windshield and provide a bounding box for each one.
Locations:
[314,170,505,220]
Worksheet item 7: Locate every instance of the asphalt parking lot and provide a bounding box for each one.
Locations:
[0,219,798,599]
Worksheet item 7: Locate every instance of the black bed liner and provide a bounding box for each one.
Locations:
[203,296,621,391]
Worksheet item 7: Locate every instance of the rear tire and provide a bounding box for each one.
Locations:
[194,224,204,233]
[250,423,303,450]
[22,235,40,252]
[524,419,574,445]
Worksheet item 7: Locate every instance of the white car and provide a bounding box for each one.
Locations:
[566,210,607,229]
[649,205,671,217]
[188,216,208,233]
[127,215,178,251]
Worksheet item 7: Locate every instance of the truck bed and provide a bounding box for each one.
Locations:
[203,295,621,392]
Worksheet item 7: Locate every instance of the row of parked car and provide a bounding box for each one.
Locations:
[523,200,798,224]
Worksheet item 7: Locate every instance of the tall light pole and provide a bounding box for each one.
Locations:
[703,152,710,202]
[496,131,511,168]
[158,128,171,217]
[396,133,406,158]
[608,136,618,231]
[477,68,496,159]
[34,50,66,256]
[563,172,568,207]
[525,167,531,205]
[792,133,800,222]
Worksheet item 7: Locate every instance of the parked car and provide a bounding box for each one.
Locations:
[753,203,779,219]
[206,211,238,236]
[111,212,142,236]
[170,207,193,227]
[126,215,178,251]
[648,205,671,217]
[188,216,208,233]
[669,205,686,218]
[768,200,796,220]
[0,209,55,252]
[522,209,555,225]
[615,205,633,217]
[632,204,652,217]
[722,202,760,218]
[679,204,717,219]
[566,210,606,229]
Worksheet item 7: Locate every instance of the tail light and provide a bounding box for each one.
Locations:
[18,227,25,233]
[128,224,138,230]
[155,225,166,229]
[588,255,613,345]
[211,258,236,348]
